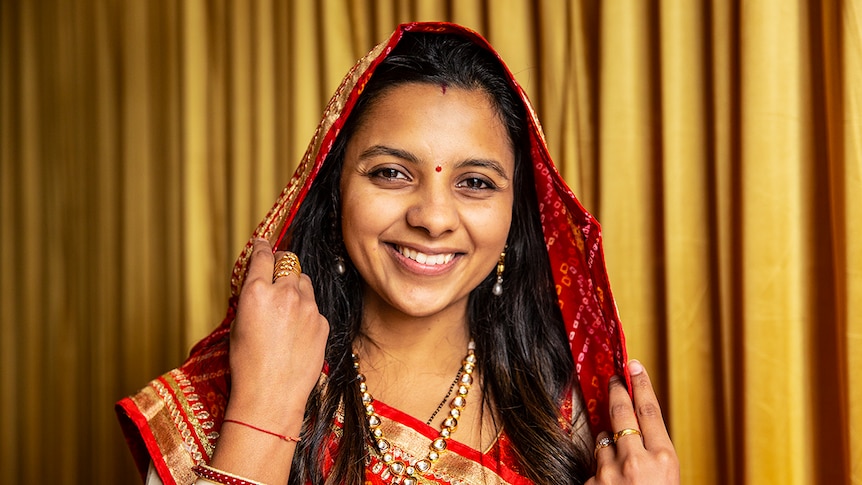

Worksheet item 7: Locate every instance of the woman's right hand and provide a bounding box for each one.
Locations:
[226,238,330,428]
[205,238,328,484]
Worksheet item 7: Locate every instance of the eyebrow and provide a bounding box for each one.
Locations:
[358,144,510,181]
[358,145,419,164]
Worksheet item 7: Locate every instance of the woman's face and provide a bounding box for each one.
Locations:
[340,83,515,320]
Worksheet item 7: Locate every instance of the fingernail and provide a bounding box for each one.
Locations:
[628,359,644,375]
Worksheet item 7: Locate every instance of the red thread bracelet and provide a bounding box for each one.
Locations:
[223,418,301,443]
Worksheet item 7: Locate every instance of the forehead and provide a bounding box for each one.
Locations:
[346,83,514,164]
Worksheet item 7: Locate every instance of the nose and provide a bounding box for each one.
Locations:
[405,182,460,238]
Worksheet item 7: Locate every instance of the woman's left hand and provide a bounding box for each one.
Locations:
[586,360,680,484]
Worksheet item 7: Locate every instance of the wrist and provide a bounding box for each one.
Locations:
[224,390,308,436]
[222,418,301,443]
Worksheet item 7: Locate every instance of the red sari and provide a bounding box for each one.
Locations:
[116,22,628,485]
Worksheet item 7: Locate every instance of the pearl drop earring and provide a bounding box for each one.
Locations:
[492,250,505,296]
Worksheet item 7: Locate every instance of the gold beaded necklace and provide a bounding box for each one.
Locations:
[351,340,476,485]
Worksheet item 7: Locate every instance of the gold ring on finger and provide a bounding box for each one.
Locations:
[272,251,301,282]
[594,435,614,458]
[613,428,642,442]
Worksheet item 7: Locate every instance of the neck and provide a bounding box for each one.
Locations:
[356,296,471,371]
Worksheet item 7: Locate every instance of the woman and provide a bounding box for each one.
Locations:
[117,22,679,485]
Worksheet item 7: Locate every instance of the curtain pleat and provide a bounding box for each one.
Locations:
[741,2,811,481]
[1,1,859,483]
[840,0,862,479]
[658,3,721,484]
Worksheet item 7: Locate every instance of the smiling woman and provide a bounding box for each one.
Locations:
[116,22,679,485]
[341,84,514,320]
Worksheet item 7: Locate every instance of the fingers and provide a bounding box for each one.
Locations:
[628,360,673,452]
[248,238,302,288]
[593,431,615,462]
[239,241,312,321]
[606,373,642,457]
[590,360,680,484]
[248,238,276,283]
[272,251,319,307]
[272,250,302,284]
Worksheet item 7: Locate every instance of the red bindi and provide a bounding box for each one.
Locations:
[435,165,442,172]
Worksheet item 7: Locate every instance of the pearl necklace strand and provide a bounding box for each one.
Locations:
[352,340,477,485]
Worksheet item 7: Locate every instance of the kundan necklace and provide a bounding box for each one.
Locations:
[352,340,477,485]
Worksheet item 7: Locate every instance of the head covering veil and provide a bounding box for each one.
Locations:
[117,22,628,485]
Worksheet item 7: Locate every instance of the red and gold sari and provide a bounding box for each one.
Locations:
[116,22,628,485]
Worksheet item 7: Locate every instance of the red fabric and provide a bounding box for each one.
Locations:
[116,21,628,484]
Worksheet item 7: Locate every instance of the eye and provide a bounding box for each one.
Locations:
[369,167,410,181]
[456,176,496,191]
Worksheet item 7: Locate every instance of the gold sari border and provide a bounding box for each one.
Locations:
[160,369,219,459]
[120,369,220,484]
[121,382,198,485]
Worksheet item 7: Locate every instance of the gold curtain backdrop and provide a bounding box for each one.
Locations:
[1,1,859,483]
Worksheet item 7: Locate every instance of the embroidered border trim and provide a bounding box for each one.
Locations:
[152,369,219,464]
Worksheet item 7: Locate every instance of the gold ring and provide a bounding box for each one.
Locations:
[613,428,642,442]
[272,252,301,282]
[594,435,614,457]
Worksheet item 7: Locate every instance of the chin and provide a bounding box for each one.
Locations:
[387,293,466,319]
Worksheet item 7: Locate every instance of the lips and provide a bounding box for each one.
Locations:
[395,245,456,266]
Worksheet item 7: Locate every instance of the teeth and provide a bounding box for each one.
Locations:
[396,245,455,266]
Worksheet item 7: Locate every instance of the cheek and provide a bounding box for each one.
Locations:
[471,198,514,248]
[340,200,366,255]
[340,185,393,251]
[339,183,363,252]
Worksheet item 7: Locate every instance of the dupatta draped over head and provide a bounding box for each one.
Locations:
[117,22,627,485]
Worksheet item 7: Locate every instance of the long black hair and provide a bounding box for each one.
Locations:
[286,32,593,484]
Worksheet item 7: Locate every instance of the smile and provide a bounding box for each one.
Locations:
[395,245,456,265]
